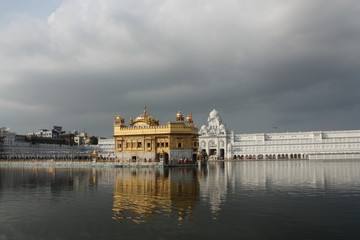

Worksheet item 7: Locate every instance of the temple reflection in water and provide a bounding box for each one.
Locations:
[1,160,360,226]
[112,168,200,224]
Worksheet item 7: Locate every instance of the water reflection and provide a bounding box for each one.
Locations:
[0,167,101,194]
[224,160,360,190]
[112,168,199,224]
[198,160,360,217]
[1,160,360,230]
[198,162,228,216]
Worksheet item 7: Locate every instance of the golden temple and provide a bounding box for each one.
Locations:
[113,108,199,163]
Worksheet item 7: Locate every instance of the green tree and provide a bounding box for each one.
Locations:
[89,136,98,145]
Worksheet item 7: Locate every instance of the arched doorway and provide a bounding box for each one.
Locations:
[220,149,225,159]
[164,152,169,164]
[210,149,217,156]
[158,151,169,164]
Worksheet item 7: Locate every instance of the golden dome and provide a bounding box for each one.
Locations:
[114,114,125,124]
[177,111,183,117]
[130,107,159,126]
[176,110,184,121]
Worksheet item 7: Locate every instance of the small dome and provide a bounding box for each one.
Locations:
[176,110,184,121]
[209,109,219,119]
[177,111,183,118]
[201,125,206,130]
[114,114,125,124]
[220,124,225,129]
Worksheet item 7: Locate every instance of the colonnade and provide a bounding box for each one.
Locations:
[232,153,308,160]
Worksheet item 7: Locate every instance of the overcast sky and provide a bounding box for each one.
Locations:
[1,0,360,137]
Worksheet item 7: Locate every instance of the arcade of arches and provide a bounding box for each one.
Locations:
[233,153,307,160]
[199,108,360,161]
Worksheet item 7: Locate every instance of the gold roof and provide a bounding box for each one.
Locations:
[130,107,159,126]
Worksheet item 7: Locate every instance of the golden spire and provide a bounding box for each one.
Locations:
[186,113,193,124]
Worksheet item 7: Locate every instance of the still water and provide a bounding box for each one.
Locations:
[1,160,360,240]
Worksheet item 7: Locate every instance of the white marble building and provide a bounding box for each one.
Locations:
[199,109,360,160]
[199,109,230,160]
[97,138,115,159]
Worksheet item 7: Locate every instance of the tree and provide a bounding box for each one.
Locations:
[89,136,98,145]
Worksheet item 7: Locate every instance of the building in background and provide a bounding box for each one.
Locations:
[0,127,93,160]
[74,132,88,146]
[198,109,229,160]
[26,126,64,139]
[199,109,360,160]
[26,126,89,146]
[114,108,199,163]
[97,137,115,159]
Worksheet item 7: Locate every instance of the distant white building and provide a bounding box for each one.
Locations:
[27,126,89,146]
[1,127,93,159]
[27,129,53,138]
[199,109,360,160]
[97,138,115,159]
[27,126,64,139]
[73,131,88,146]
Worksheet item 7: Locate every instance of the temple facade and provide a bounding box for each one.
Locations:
[199,109,360,160]
[113,108,199,163]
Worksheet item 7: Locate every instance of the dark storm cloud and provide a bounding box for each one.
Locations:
[1,0,360,136]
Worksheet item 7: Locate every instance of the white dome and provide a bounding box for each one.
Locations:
[209,109,219,119]
[201,125,206,130]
